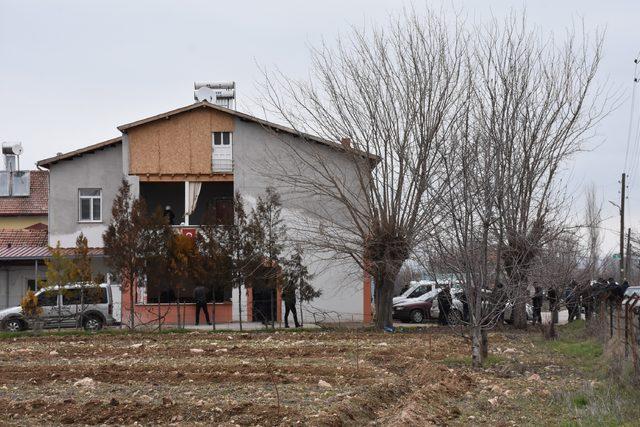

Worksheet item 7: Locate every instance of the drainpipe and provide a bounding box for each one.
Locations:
[184,181,190,226]
[35,259,39,291]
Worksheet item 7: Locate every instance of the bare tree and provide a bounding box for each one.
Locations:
[261,9,466,329]
[584,183,603,280]
[471,14,611,328]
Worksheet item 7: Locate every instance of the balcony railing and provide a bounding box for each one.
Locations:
[212,159,233,173]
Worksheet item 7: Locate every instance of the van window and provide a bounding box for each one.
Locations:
[409,285,430,298]
[38,291,58,307]
[85,287,108,304]
[62,289,82,305]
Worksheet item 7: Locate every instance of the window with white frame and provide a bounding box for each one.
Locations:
[78,189,102,222]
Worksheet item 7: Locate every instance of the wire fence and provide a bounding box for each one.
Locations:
[597,295,640,377]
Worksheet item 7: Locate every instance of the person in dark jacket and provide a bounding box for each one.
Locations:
[193,285,211,326]
[437,286,452,325]
[532,283,543,325]
[565,280,580,322]
[282,281,300,328]
[163,205,176,225]
[459,289,469,323]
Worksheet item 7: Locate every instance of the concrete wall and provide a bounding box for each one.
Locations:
[48,143,124,248]
[0,265,47,310]
[233,118,367,322]
[0,216,48,229]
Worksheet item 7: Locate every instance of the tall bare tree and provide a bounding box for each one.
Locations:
[584,183,603,280]
[471,14,610,328]
[261,10,466,329]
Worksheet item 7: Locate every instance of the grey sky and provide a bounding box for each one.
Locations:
[1,0,639,253]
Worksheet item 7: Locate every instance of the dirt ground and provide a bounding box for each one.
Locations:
[0,322,633,426]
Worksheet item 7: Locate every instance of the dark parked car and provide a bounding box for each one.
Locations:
[392,288,463,324]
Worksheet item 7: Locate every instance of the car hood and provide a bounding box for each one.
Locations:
[0,306,22,319]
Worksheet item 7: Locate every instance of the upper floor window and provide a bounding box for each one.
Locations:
[213,132,232,146]
[212,132,233,172]
[79,188,102,222]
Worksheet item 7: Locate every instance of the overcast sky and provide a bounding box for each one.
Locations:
[1,0,639,254]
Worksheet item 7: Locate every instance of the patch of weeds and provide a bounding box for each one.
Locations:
[572,394,588,408]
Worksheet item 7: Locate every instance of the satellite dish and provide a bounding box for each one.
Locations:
[12,144,23,155]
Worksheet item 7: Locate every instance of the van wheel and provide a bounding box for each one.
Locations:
[83,316,103,332]
[410,309,425,324]
[4,318,25,332]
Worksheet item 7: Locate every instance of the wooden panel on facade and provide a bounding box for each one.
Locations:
[138,173,233,182]
[128,108,235,175]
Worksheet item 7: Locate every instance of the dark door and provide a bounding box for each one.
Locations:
[252,286,276,324]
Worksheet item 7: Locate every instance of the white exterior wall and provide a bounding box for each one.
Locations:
[233,119,366,323]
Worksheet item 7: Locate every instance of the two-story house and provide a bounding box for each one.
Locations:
[37,99,372,325]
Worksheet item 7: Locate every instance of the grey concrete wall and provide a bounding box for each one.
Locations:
[48,143,124,248]
[0,265,46,310]
[233,119,367,320]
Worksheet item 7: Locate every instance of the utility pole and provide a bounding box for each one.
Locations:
[625,228,632,282]
[619,173,626,283]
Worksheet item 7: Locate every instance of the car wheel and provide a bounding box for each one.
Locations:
[4,318,25,332]
[83,316,103,332]
[410,309,425,324]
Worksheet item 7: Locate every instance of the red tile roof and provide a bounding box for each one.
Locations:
[0,170,48,216]
[0,228,48,247]
[0,243,104,260]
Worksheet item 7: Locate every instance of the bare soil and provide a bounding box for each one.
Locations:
[0,325,607,425]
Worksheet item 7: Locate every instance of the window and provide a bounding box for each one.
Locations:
[62,289,82,305]
[85,287,107,304]
[213,132,232,146]
[79,189,102,222]
[27,279,45,292]
[37,291,58,307]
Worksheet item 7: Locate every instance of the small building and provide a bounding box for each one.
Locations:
[37,90,373,326]
[0,144,51,309]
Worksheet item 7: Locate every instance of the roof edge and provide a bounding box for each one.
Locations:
[37,136,123,169]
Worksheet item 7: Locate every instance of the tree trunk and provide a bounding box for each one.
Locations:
[237,284,243,332]
[129,275,135,330]
[512,299,528,329]
[373,271,397,330]
[471,326,483,368]
[481,329,489,359]
[211,286,216,331]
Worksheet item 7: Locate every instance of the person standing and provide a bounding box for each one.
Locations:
[565,281,579,322]
[163,205,176,225]
[437,285,452,325]
[193,285,211,326]
[532,283,543,325]
[282,281,300,328]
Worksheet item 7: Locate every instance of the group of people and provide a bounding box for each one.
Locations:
[531,278,631,325]
[192,283,301,328]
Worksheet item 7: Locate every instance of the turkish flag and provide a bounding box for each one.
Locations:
[181,228,197,239]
